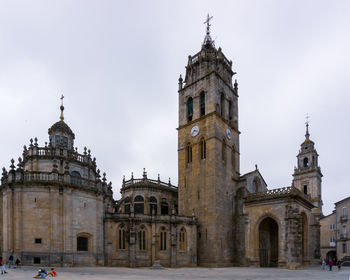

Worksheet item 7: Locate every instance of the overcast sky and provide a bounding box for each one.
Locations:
[0,0,349,215]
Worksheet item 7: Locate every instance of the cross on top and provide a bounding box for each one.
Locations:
[60,94,64,106]
[305,114,310,139]
[204,14,213,35]
[305,114,310,126]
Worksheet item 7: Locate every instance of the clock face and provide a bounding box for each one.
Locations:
[226,128,232,139]
[190,125,199,137]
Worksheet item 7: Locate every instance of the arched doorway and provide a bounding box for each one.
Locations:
[259,217,278,267]
[326,250,336,262]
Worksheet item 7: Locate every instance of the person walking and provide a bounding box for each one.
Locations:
[321,259,326,270]
[8,254,14,268]
[337,260,341,270]
[329,258,333,271]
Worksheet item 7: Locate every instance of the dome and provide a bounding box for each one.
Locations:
[48,120,75,139]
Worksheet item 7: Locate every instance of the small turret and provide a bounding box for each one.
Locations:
[48,95,75,149]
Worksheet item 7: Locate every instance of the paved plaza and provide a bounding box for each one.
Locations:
[1,266,350,280]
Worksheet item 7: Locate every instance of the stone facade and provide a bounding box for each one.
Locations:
[335,197,350,260]
[320,212,336,261]
[0,23,324,269]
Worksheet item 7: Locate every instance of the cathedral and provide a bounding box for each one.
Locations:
[0,20,322,269]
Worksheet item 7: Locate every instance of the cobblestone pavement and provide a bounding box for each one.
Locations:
[1,266,350,280]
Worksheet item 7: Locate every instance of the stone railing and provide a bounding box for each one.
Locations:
[246,186,312,203]
[123,177,177,191]
[1,170,112,197]
[23,146,96,167]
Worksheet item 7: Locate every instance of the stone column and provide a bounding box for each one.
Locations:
[129,217,136,267]
[170,216,177,267]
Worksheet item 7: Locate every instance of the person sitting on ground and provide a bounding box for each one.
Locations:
[34,268,48,279]
[46,267,57,277]
[0,258,8,274]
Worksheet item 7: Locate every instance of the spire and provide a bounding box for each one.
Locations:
[305,114,310,139]
[60,94,65,121]
[203,14,214,47]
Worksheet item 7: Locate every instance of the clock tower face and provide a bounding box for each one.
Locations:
[190,125,199,137]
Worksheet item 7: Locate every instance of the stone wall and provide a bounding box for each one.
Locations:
[1,184,105,267]
[104,214,197,267]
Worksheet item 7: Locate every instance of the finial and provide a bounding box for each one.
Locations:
[203,13,214,47]
[131,172,134,179]
[60,94,65,121]
[168,177,171,185]
[234,79,238,90]
[143,168,147,179]
[305,114,310,139]
[255,164,258,170]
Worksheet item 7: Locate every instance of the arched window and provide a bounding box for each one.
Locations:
[253,177,261,193]
[200,138,206,160]
[138,225,147,250]
[186,143,192,164]
[187,97,193,122]
[161,199,169,215]
[179,227,187,251]
[159,227,167,251]
[222,139,226,162]
[77,236,89,251]
[231,147,235,171]
[124,197,131,214]
[228,100,233,120]
[118,225,128,250]
[134,195,144,214]
[303,185,308,195]
[200,92,205,117]
[303,157,309,167]
[149,196,157,215]
[71,171,82,185]
[220,93,225,117]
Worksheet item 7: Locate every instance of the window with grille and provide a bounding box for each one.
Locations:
[77,236,88,251]
[179,228,187,251]
[159,227,167,251]
[138,226,146,250]
[118,227,127,250]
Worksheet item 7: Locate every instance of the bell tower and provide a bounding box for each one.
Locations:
[177,15,239,266]
[292,120,323,213]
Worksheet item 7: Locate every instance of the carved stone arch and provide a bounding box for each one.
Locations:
[254,213,281,267]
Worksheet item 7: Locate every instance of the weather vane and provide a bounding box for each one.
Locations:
[60,94,65,121]
[60,94,64,106]
[305,114,310,139]
[204,14,213,36]
[203,14,214,46]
